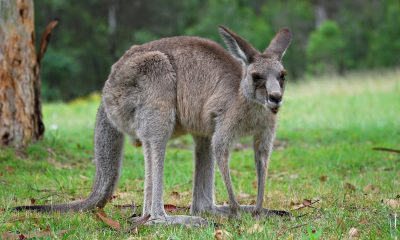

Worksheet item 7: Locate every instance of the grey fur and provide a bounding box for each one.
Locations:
[15,26,291,226]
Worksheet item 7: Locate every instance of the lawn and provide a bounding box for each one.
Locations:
[1,70,399,239]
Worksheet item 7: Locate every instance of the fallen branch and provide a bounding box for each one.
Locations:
[372,147,400,154]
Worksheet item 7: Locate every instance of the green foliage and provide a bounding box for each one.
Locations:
[306,21,344,75]
[33,0,400,101]
[368,0,400,67]
[259,0,314,78]
[41,47,82,101]
[185,0,274,51]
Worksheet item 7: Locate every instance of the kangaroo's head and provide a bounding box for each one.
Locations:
[219,26,292,114]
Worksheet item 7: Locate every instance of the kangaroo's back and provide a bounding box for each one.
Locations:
[118,36,244,135]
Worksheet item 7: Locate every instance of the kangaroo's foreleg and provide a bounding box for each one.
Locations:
[212,131,240,215]
[193,131,290,218]
[216,132,290,217]
[253,133,272,214]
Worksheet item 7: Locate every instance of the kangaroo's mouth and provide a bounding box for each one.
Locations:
[265,99,281,114]
[270,106,279,114]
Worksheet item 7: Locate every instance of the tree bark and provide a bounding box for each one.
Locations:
[0,0,44,147]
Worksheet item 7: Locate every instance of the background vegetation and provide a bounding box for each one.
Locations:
[35,0,400,101]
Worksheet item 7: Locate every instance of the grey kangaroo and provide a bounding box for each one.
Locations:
[15,26,292,226]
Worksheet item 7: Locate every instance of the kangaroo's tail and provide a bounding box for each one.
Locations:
[14,103,124,212]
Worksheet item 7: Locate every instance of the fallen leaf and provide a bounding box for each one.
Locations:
[231,169,242,176]
[47,158,73,169]
[1,227,68,240]
[286,233,294,240]
[4,166,14,173]
[96,210,121,230]
[251,180,257,189]
[247,223,263,234]
[382,199,400,209]
[180,191,190,197]
[289,174,299,179]
[133,140,142,147]
[114,192,134,200]
[164,204,178,212]
[363,184,380,193]
[319,175,328,182]
[30,198,36,205]
[46,147,55,155]
[162,204,189,212]
[171,191,180,200]
[344,183,356,191]
[80,175,89,181]
[237,192,251,200]
[273,139,288,151]
[336,218,345,230]
[359,218,368,224]
[348,227,360,238]
[15,148,28,158]
[1,232,26,240]
[302,199,312,207]
[214,229,232,240]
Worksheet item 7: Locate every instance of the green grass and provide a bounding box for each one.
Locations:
[1,70,399,239]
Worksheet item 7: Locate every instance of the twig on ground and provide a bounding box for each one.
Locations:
[372,147,400,154]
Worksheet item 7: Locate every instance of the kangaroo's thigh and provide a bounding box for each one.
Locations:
[103,50,177,136]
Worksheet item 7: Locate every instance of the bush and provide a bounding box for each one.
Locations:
[306,21,344,75]
[367,0,400,67]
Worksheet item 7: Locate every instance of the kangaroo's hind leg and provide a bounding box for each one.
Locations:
[191,136,215,215]
[104,50,207,226]
[134,108,207,227]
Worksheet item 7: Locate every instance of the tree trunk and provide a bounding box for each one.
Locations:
[108,0,118,61]
[0,0,44,147]
[315,1,327,27]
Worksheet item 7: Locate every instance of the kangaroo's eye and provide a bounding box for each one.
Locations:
[279,73,286,81]
[279,70,287,81]
[252,73,263,82]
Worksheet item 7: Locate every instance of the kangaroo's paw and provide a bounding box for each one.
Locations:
[252,208,291,218]
[145,215,209,227]
[197,205,290,218]
[192,205,240,218]
[237,205,291,217]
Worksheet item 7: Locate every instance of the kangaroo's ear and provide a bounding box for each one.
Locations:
[218,25,258,65]
[264,28,292,61]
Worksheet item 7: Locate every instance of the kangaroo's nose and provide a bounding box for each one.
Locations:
[268,93,282,104]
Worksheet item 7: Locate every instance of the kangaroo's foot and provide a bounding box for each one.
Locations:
[193,205,290,218]
[145,214,209,227]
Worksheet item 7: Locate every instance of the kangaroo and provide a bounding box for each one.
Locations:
[15,26,291,226]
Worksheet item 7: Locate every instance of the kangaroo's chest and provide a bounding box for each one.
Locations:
[235,107,272,137]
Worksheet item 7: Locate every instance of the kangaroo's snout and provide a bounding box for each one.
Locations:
[266,91,282,114]
[268,92,282,104]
